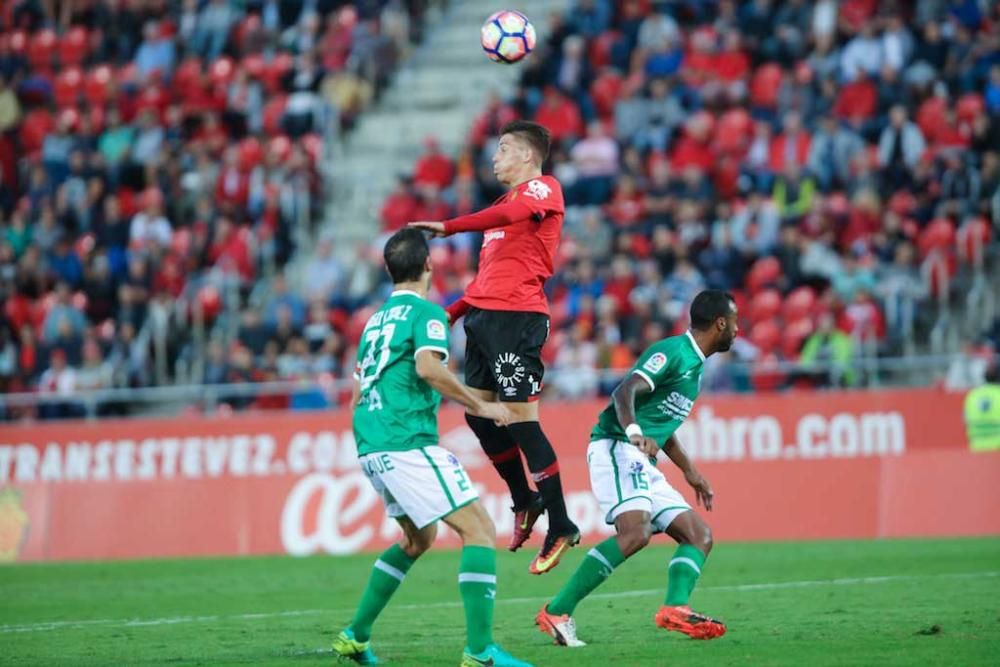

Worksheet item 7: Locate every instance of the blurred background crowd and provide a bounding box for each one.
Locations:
[0,0,998,419]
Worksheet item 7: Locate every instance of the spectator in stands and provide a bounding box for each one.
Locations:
[878,105,927,191]
[192,0,239,62]
[808,114,865,192]
[129,189,171,249]
[412,137,454,190]
[43,281,87,342]
[38,348,80,420]
[568,121,618,205]
[552,321,599,399]
[0,74,21,134]
[800,312,856,388]
[134,21,176,80]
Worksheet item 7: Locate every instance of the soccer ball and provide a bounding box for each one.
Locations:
[480,10,536,64]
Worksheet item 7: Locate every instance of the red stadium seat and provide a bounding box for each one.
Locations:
[750,318,781,353]
[242,54,266,79]
[174,58,203,98]
[9,30,28,55]
[262,95,288,135]
[19,109,55,154]
[84,64,113,106]
[590,69,623,120]
[746,256,781,293]
[750,63,782,109]
[59,26,89,67]
[916,96,947,142]
[750,353,785,391]
[749,289,782,324]
[956,93,984,122]
[918,218,955,258]
[589,30,620,70]
[957,216,992,266]
[262,53,293,94]
[300,134,323,164]
[782,286,816,322]
[781,317,814,359]
[239,137,263,168]
[714,108,752,155]
[267,134,292,161]
[53,66,83,107]
[27,28,57,71]
[210,57,236,87]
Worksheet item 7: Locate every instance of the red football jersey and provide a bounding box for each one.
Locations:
[442,175,564,315]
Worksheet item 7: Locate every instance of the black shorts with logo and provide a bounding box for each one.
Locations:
[463,307,549,402]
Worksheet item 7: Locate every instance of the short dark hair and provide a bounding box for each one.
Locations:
[500,120,551,164]
[383,228,429,284]
[690,290,736,330]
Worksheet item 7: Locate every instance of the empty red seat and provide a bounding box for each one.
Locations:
[916,96,947,141]
[590,69,623,119]
[59,26,89,66]
[957,216,992,265]
[53,66,83,107]
[750,318,781,353]
[918,218,955,258]
[749,289,782,324]
[210,57,236,87]
[262,95,288,134]
[746,256,782,293]
[782,286,816,322]
[781,317,814,359]
[714,108,752,155]
[84,64,113,105]
[750,63,782,108]
[27,28,57,71]
[8,30,28,55]
[956,93,984,122]
[19,109,55,153]
[262,53,293,94]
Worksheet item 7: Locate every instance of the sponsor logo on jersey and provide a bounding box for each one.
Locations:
[427,319,446,341]
[643,352,667,374]
[482,230,506,248]
[524,179,552,201]
[494,352,526,389]
[658,391,695,420]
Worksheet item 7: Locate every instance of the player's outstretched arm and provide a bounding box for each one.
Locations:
[663,435,714,511]
[415,349,511,425]
[612,373,660,458]
[409,197,537,237]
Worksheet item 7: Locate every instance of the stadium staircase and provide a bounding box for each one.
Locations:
[298,0,568,281]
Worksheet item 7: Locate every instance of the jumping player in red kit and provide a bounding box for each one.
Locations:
[409,120,580,574]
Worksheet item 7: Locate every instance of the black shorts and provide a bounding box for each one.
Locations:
[463,307,549,402]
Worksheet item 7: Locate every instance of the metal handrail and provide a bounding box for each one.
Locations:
[0,353,972,412]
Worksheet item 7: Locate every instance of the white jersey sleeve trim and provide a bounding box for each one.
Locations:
[414,345,450,364]
[632,368,656,391]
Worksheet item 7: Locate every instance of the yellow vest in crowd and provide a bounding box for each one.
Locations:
[964,383,1000,452]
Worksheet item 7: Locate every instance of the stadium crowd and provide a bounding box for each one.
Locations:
[1,0,999,419]
[385,0,1000,396]
[0,0,435,417]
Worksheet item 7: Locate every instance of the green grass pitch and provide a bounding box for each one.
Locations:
[2,537,999,666]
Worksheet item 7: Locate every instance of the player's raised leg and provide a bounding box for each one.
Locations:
[443,501,533,667]
[506,401,580,574]
[463,388,544,552]
[334,517,435,664]
[654,511,726,640]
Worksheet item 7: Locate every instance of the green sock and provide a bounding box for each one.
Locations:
[349,544,416,642]
[458,545,496,654]
[548,537,627,616]
[664,544,707,606]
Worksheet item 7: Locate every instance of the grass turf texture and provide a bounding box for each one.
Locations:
[1,537,998,666]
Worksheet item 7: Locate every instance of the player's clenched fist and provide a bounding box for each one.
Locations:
[629,433,660,459]
[476,400,513,427]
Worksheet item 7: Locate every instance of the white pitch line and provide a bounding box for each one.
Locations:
[2,570,996,635]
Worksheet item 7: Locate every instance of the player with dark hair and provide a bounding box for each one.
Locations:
[409,120,581,575]
[334,228,533,667]
[535,290,738,646]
